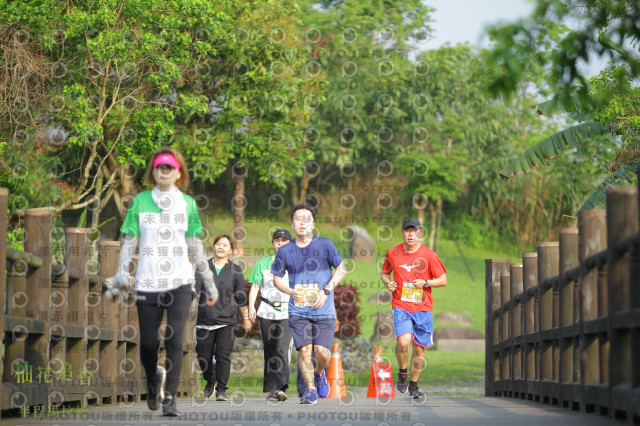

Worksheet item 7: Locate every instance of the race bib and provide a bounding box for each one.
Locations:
[401,282,422,304]
[294,283,319,307]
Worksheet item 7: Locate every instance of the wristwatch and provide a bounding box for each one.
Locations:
[323,287,331,296]
[424,280,429,287]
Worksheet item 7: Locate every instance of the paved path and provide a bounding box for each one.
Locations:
[1,395,622,426]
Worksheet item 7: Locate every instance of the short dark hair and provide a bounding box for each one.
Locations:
[290,202,316,221]
[213,234,234,249]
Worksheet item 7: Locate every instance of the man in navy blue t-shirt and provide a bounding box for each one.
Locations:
[272,202,346,405]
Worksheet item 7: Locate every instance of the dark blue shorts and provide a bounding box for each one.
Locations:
[288,315,335,351]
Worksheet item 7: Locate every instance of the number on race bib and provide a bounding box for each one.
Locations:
[400,282,422,303]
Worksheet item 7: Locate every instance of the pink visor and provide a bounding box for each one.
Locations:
[153,153,181,169]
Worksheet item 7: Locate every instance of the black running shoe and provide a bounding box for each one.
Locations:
[397,372,409,393]
[204,382,215,399]
[162,393,179,417]
[146,366,166,411]
[408,382,422,399]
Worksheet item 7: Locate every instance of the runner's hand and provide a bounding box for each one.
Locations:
[248,306,256,323]
[206,298,216,306]
[243,318,252,331]
[290,288,303,304]
[385,281,397,292]
[411,279,425,288]
[312,291,327,309]
[105,273,133,301]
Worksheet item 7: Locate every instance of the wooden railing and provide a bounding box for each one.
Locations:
[485,179,640,423]
[0,188,200,418]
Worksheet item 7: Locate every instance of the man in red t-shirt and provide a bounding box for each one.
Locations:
[381,217,447,399]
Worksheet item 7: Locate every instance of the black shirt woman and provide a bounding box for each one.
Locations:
[195,234,250,401]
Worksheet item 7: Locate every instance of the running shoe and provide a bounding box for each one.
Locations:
[204,382,215,399]
[300,389,318,405]
[397,371,409,393]
[266,390,278,401]
[314,371,330,398]
[162,393,179,417]
[408,382,422,399]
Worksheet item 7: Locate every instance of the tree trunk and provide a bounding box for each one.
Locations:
[290,178,299,205]
[290,175,310,206]
[299,175,310,204]
[414,193,427,227]
[115,168,136,220]
[428,203,437,250]
[232,164,247,255]
[435,198,442,253]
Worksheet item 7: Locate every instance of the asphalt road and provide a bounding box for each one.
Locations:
[1,394,623,426]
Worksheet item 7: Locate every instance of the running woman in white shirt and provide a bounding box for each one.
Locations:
[110,148,218,417]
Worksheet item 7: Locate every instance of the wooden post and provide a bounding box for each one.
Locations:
[24,208,53,374]
[500,273,511,395]
[606,186,637,420]
[510,263,524,397]
[559,228,579,408]
[537,242,559,404]
[0,188,7,412]
[522,252,538,399]
[65,227,91,403]
[98,241,120,403]
[485,259,511,397]
[633,165,640,392]
[4,250,29,387]
[578,209,606,414]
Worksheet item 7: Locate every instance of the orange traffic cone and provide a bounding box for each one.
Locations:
[367,346,395,398]
[326,342,347,398]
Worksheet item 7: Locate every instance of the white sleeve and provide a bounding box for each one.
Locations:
[186,236,219,302]
[113,234,138,288]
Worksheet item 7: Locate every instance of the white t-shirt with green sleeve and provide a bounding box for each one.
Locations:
[120,187,204,293]
[248,256,290,320]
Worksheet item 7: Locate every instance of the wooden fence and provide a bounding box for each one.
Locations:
[485,176,640,423]
[0,188,200,418]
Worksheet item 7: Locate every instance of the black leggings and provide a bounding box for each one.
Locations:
[136,290,192,396]
[259,317,292,392]
[195,325,236,393]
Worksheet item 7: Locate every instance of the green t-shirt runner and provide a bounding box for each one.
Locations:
[120,188,204,293]
[249,256,290,320]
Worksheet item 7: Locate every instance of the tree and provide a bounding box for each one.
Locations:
[0,0,317,246]
[485,0,640,209]
[1,0,231,227]
[288,0,434,206]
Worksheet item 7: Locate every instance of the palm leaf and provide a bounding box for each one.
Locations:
[500,122,610,179]
[534,96,599,116]
[598,34,640,75]
[580,159,639,210]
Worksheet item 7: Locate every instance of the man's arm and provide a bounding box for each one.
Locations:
[274,274,301,303]
[411,273,447,289]
[380,272,397,292]
[312,261,347,309]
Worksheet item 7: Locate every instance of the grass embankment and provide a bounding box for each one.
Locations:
[203,212,518,396]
